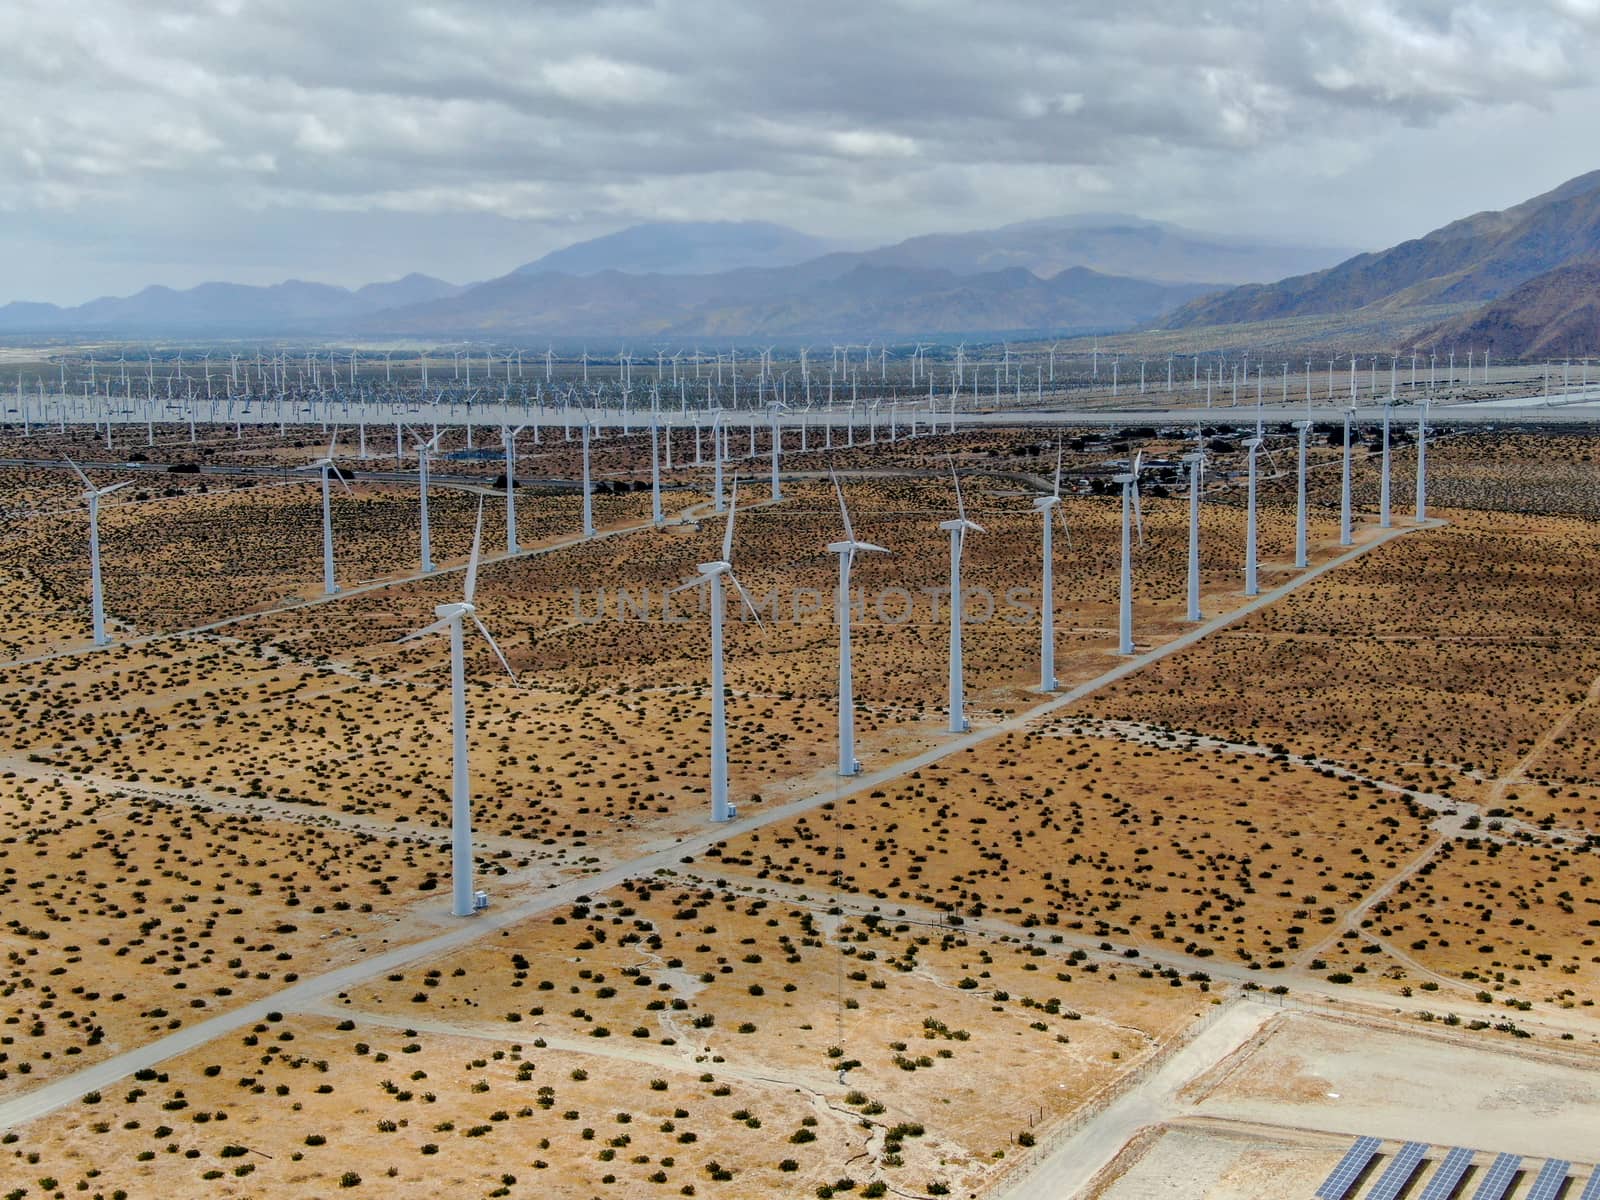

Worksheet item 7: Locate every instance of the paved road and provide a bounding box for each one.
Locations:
[0,517,1424,1130]
[994,1001,1278,1200]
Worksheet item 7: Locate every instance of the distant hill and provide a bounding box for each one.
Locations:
[843,214,1350,286]
[360,261,1215,339]
[353,273,463,309]
[0,274,461,334]
[515,221,835,277]
[1423,260,1600,358]
[0,210,1347,338]
[1166,170,1600,329]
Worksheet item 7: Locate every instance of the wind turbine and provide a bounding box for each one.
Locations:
[1339,408,1354,546]
[672,478,762,822]
[581,418,595,538]
[1033,438,1069,691]
[1181,445,1204,622]
[1292,419,1312,569]
[1243,433,1263,596]
[1415,400,1428,523]
[66,459,129,647]
[415,430,441,573]
[502,424,529,554]
[397,503,517,917]
[1114,452,1145,655]
[828,471,888,775]
[1379,401,1393,528]
[298,428,350,595]
[940,458,984,732]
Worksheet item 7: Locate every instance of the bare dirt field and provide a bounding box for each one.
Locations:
[0,423,1595,1200]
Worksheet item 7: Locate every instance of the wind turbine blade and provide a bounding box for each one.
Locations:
[668,577,709,597]
[397,613,456,644]
[64,457,91,489]
[464,499,484,603]
[1133,482,1145,548]
[327,426,340,460]
[728,571,765,631]
[1053,436,1063,499]
[1057,504,1072,550]
[721,476,738,563]
[948,453,967,524]
[471,614,517,683]
[97,481,133,498]
[831,469,854,544]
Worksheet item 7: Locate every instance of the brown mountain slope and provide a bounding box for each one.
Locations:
[1166,169,1600,329]
[1424,260,1600,359]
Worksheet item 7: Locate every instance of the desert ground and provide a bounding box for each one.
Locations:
[0,417,1595,1200]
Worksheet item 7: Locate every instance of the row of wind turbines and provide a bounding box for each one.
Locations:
[57,405,1431,918]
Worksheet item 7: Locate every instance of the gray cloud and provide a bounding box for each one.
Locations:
[4,0,1599,302]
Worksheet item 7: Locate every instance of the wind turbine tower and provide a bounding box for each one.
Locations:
[1292,419,1312,569]
[398,503,517,917]
[828,472,888,775]
[1243,435,1263,596]
[67,460,129,647]
[1114,453,1144,655]
[940,460,984,732]
[1033,440,1067,691]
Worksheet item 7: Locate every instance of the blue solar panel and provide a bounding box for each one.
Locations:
[1579,1168,1600,1200]
[1317,1136,1382,1200]
[1526,1160,1571,1200]
[1369,1142,1429,1200]
[1418,1147,1477,1200]
[1470,1153,1522,1200]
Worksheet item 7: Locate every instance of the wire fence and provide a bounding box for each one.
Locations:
[994,993,1237,1193]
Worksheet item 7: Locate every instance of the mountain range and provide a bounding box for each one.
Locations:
[1166,170,1600,346]
[1423,261,1600,358]
[0,216,1345,340]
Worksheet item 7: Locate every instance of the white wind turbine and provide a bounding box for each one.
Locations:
[501,423,529,554]
[1415,400,1428,523]
[940,457,985,732]
[828,471,888,775]
[414,430,441,573]
[1243,432,1263,597]
[1033,438,1070,691]
[1339,408,1354,546]
[297,427,350,595]
[66,459,130,647]
[1182,443,1205,622]
[1292,419,1312,569]
[580,417,595,538]
[397,503,517,917]
[672,478,762,822]
[1379,401,1393,528]
[1114,451,1145,655]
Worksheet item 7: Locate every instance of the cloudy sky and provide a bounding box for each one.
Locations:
[4,0,1600,304]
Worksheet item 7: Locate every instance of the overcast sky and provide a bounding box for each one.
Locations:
[5,0,1600,304]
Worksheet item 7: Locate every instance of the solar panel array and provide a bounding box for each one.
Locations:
[1367,1141,1428,1200]
[1580,1168,1600,1200]
[1317,1136,1382,1200]
[1525,1159,1571,1200]
[1470,1152,1522,1200]
[1418,1147,1477,1200]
